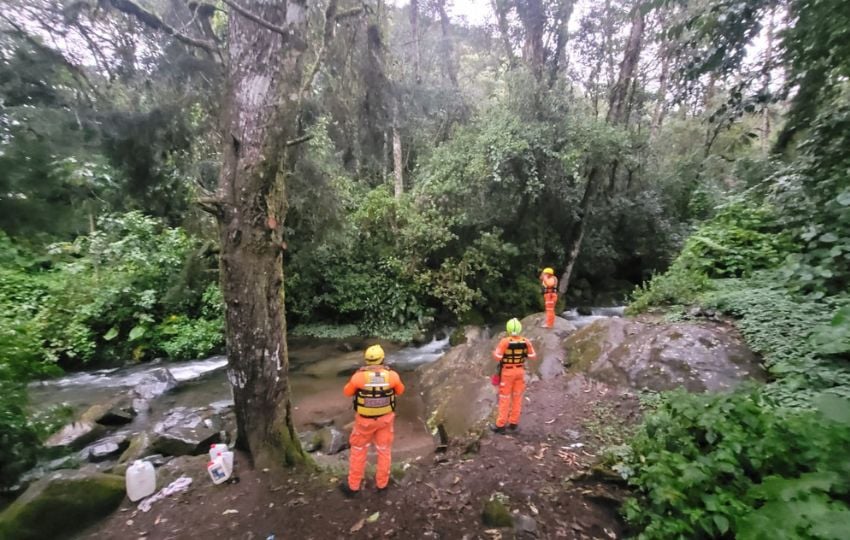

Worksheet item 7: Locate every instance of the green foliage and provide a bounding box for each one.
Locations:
[0,213,222,367]
[628,264,711,314]
[620,390,850,540]
[0,381,40,490]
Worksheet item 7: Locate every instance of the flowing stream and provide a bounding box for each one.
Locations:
[28,336,450,462]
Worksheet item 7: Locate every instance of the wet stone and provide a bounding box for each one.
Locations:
[514,514,538,537]
[318,426,349,455]
[132,368,178,400]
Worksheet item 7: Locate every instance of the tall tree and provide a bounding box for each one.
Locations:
[559,0,646,294]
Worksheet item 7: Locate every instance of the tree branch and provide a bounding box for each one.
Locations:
[300,0,340,97]
[285,134,313,147]
[0,14,103,102]
[103,0,217,53]
[219,0,290,38]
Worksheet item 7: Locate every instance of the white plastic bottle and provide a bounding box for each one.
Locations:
[207,456,230,484]
[126,460,156,502]
[208,443,228,461]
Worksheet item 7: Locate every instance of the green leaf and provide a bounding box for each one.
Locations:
[819,232,839,243]
[129,325,146,341]
[713,514,729,534]
[103,327,119,341]
[815,394,850,426]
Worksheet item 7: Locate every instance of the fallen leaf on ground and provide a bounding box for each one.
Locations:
[367,511,381,523]
[222,509,239,515]
[350,518,366,533]
[544,418,556,424]
[529,502,539,515]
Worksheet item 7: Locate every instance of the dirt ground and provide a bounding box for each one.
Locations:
[80,373,641,540]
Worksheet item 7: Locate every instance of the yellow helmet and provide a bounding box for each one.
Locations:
[506,318,522,336]
[364,344,385,364]
[543,267,555,275]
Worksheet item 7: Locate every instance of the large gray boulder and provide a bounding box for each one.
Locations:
[317,426,349,454]
[419,313,576,440]
[0,470,124,540]
[151,407,221,456]
[44,420,106,450]
[564,318,765,392]
[80,434,131,463]
[132,368,178,400]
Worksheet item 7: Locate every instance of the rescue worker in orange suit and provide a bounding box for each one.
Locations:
[540,267,559,329]
[340,344,405,497]
[490,318,537,434]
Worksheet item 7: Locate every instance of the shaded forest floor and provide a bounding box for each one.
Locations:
[80,374,641,539]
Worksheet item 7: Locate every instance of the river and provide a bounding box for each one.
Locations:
[28,336,450,463]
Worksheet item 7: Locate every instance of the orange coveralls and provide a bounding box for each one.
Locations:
[541,274,559,328]
[343,366,405,491]
[492,336,537,428]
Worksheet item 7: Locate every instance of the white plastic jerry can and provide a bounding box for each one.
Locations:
[214,450,234,476]
[126,460,156,502]
[207,456,231,484]
[208,443,229,461]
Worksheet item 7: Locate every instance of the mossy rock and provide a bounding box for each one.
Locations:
[482,497,513,527]
[0,470,125,540]
[449,327,467,347]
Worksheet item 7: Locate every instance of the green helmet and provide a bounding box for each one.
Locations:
[506,318,522,336]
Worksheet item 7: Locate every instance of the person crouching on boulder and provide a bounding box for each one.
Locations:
[491,318,536,434]
[540,267,559,329]
[340,344,405,497]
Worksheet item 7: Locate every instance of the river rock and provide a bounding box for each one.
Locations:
[80,434,131,463]
[514,514,538,537]
[419,313,576,440]
[317,426,349,454]
[118,432,153,465]
[0,470,124,540]
[132,368,178,400]
[298,431,322,453]
[44,420,106,450]
[564,318,765,392]
[151,407,221,456]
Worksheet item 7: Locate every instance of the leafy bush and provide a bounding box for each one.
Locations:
[620,390,850,540]
[0,381,40,490]
[628,263,712,314]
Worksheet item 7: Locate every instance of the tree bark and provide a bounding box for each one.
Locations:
[215,0,310,470]
[761,9,775,155]
[650,26,670,138]
[436,0,459,88]
[515,0,546,83]
[606,5,644,124]
[548,0,575,88]
[491,0,516,67]
[392,107,403,199]
[409,0,421,84]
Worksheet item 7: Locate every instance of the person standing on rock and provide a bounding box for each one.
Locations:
[491,318,537,434]
[340,344,405,497]
[540,267,559,329]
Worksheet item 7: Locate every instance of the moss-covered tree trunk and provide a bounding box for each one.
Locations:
[214,0,309,470]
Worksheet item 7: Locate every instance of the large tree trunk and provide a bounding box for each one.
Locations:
[515,0,546,83]
[606,5,644,124]
[761,9,775,155]
[409,0,421,84]
[436,0,459,88]
[650,28,670,138]
[215,0,309,470]
[548,0,575,88]
[492,0,516,67]
[392,107,403,198]
[559,2,646,296]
